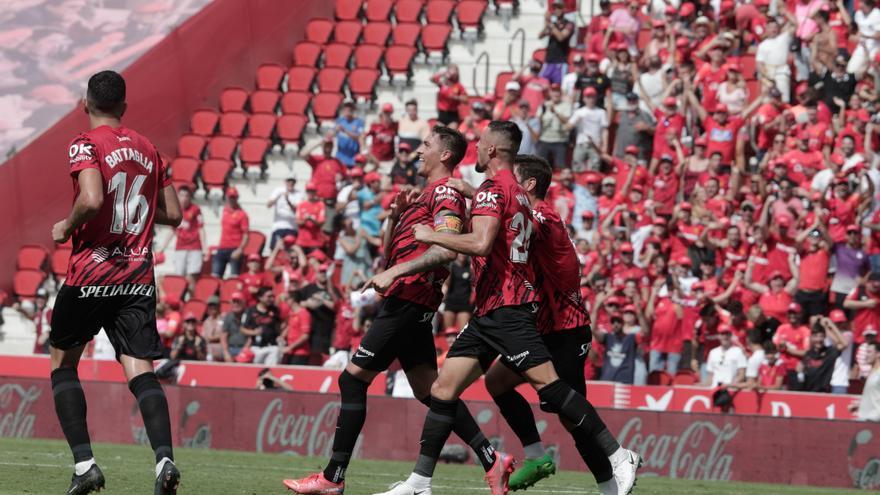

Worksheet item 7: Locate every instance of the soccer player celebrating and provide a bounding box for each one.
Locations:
[48,71,183,494]
[376,122,639,495]
[283,126,497,494]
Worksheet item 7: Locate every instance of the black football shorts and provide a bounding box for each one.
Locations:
[350,296,438,372]
[542,326,591,396]
[446,304,552,374]
[50,284,163,361]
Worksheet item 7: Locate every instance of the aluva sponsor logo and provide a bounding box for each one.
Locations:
[0,384,41,438]
[256,398,362,457]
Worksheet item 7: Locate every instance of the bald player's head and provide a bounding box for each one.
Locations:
[476,121,522,173]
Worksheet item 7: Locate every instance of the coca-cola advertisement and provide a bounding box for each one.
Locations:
[0,376,877,490]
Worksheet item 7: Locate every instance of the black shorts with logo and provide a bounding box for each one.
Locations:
[543,326,591,396]
[351,296,438,372]
[49,284,163,360]
[446,304,553,374]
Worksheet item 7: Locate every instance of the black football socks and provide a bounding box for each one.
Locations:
[51,368,93,464]
[128,372,174,464]
[537,380,620,457]
[323,371,370,483]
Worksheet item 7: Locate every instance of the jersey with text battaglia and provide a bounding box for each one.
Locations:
[470,169,537,317]
[385,177,466,309]
[65,125,169,286]
[531,200,590,333]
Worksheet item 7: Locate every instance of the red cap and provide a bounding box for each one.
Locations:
[653,217,667,226]
[623,304,638,313]
[694,136,708,147]
[247,253,261,262]
[680,201,693,211]
[624,144,639,155]
[606,296,624,305]
[755,0,770,6]
[364,172,381,184]
[788,302,802,313]
[665,5,677,15]
[322,133,335,143]
[305,182,318,191]
[725,63,741,73]
[381,103,394,113]
[676,37,691,48]
[713,103,729,114]
[585,172,601,184]
[183,312,198,322]
[692,281,705,291]
[676,256,692,266]
[796,81,809,95]
[398,142,412,152]
[652,19,665,28]
[768,270,785,280]
[350,166,365,177]
[718,324,734,334]
[550,82,561,90]
[582,210,596,219]
[230,291,245,301]
[586,53,601,63]
[354,154,368,164]
[829,309,847,323]
[614,42,628,51]
[310,249,329,262]
[620,242,634,252]
[720,0,735,10]
[680,2,695,15]
[776,216,792,228]
[319,262,333,271]
[735,262,748,272]
[582,86,598,97]
[226,186,239,198]
[846,224,860,233]
[631,184,644,194]
[663,96,678,108]
[283,234,297,246]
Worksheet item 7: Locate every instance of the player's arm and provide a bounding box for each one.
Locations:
[414,214,498,257]
[154,184,183,227]
[52,168,103,243]
[386,210,464,278]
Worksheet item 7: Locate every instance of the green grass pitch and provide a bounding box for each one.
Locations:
[0,438,861,494]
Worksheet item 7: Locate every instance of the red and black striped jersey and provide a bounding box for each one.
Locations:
[65,125,169,287]
[385,178,466,309]
[530,200,590,333]
[470,169,537,317]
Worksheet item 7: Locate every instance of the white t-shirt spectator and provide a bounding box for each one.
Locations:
[568,106,608,146]
[746,348,766,379]
[855,8,880,53]
[857,367,880,421]
[561,72,579,99]
[830,331,854,389]
[706,345,747,387]
[638,64,671,111]
[336,183,361,221]
[269,186,302,232]
[756,31,792,71]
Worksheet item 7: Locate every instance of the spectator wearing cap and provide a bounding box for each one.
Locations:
[212,187,250,278]
[398,99,430,152]
[667,201,702,262]
[846,273,880,343]
[593,312,639,384]
[847,0,880,77]
[649,153,679,214]
[493,81,521,121]
[573,53,610,108]
[220,291,248,360]
[566,86,608,170]
[337,165,365,223]
[635,54,671,113]
[518,59,551,116]
[281,291,312,365]
[170,313,207,361]
[825,310,856,393]
[826,172,872,243]
[16,287,51,354]
[299,263,337,362]
[831,224,869,308]
[856,326,879,378]
[336,216,373,287]
[684,81,764,166]
[745,257,799,324]
[266,173,302,250]
[813,53,857,115]
[704,326,748,387]
[538,1,575,84]
[791,320,848,392]
[546,168,577,223]
[335,101,365,167]
[357,172,384,242]
[458,100,491,184]
[363,103,399,174]
[201,296,225,361]
[390,142,419,185]
[299,135,347,203]
[296,183,327,254]
[773,302,811,373]
[716,64,749,115]
[241,287,282,365]
[678,137,709,198]
[605,41,636,111]
[756,16,796,101]
[561,54,586,100]
[612,93,652,159]
[536,83,572,168]
[646,278,685,374]
[159,185,205,288]
[510,99,540,154]
[752,88,789,161]
[431,64,468,127]
[241,253,272,306]
[608,0,641,53]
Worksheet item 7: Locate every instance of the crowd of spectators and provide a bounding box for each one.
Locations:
[13,0,880,407]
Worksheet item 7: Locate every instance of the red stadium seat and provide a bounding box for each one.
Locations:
[312,93,344,123]
[193,276,221,301]
[243,231,267,256]
[219,112,248,138]
[335,0,362,20]
[324,43,353,69]
[13,270,46,300]
[365,0,393,21]
[354,44,385,69]
[219,87,249,113]
[293,42,323,68]
[170,157,200,189]
[161,275,188,307]
[201,159,233,191]
[176,134,206,159]
[647,370,673,386]
[51,247,71,278]
[249,90,280,114]
[219,278,245,302]
[306,17,335,44]
[183,300,208,322]
[334,20,363,45]
[362,21,392,45]
[673,370,697,386]
[384,45,416,78]
[280,91,312,115]
[739,54,756,80]
[395,0,424,23]
[532,48,546,63]
[17,245,48,271]
[422,24,452,56]
[248,113,277,139]
[349,68,380,100]
[190,109,219,136]
[256,63,286,90]
[456,1,487,30]
[392,22,421,47]
[287,66,316,93]
[277,115,308,145]
[239,138,270,169]
[426,0,455,23]
[318,68,349,93]
[494,71,514,98]
[206,136,238,160]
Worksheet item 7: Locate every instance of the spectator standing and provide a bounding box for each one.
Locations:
[845,273,880,343]
[795,223,833,319]
[831,225,869,308]
[241,253,272,305]
[493,81,521,121]
[518,60,551,116]
[431,64,468,127]
[170,313,207,361]
[613,92,653,159]
[847,0,880,77]
[212,187,249,278]
[299,266,337,363]
[856,327,879,378]
[538,1,575,84]
[595,314,639,384]
[266,174,301,250]
[160,185,204,287]
[398,100,430,151]
[827,310,855,393]
[220,292,248,361]
[335,101,364,167]
[357,173,384,243]
[336,165,364,223]
[773,303,812,373]
[336,217,373,287]
[281,293,311,365]
[850,342,880,421]
[756,17,795,101]
[743,329,766,387]
[793,322,846,392]
[296,183,327,254]
[567,87,609,170]
[511,100,540,154]
[608,0,641,53]
[201,296,225,361]
[646,280,684,374]
[574,53,611,108]
[241,287,282,365]
[364,104,398,174]
[536,84,572,168]
[300,135,346,203]
[812,54,857,113]
[390,143,419,186]
[704,327,748,387]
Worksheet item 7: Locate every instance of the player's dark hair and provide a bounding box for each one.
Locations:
[86,70,126,115]
[514,154,553,200]
[487,121,522,159]
[432,125,468,168]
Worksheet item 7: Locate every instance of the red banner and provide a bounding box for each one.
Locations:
[0,355,860,420]
[0,376,878,490]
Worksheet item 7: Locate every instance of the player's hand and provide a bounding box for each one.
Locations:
[447,178,475,199]
[389,189,418,220]
[52,219,72,244]
[412,224,434,244]
[361,270,396,294]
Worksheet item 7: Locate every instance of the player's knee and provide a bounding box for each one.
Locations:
[430,379,456,401]
[338,370,371,395]
[484,374,508,398]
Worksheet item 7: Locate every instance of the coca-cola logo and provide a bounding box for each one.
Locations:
[256,398,359,456]
[0,384,40,438]
[618,417,737,481]
[848,430,880,490]
[179,401,211,449]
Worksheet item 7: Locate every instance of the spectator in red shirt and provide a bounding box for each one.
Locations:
[773,302,811,373]
[212,186,250,278]
[845,273,880,344]
[684,82,764,165]
[431,64,468,127]
[281,292,312,365]
[159,185,205,288]
[646,279,685,374]
[296,183,327,254]
[745,255,799,324]
[299,135,346,202]
[792,220,833,319]
[518,60,551,116]
[241,253,272,306]
[363,104,399,173]
[755,341,787,390]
